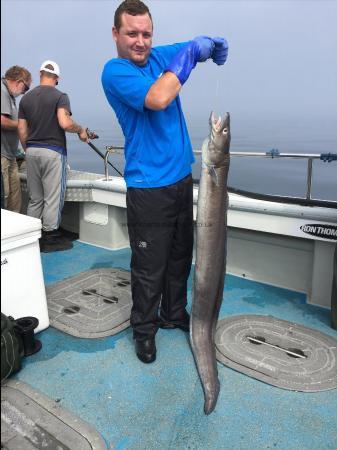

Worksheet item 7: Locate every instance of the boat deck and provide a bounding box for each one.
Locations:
[13,241,337,450]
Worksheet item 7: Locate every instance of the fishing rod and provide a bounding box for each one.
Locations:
[86,129,124,177]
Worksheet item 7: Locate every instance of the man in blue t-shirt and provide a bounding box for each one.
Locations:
[102,0,228,364]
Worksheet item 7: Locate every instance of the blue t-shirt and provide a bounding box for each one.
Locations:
[101,43,195,188]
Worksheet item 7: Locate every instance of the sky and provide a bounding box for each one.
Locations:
[2,0,337,149]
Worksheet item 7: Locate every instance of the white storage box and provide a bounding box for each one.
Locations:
[1,209,49,332]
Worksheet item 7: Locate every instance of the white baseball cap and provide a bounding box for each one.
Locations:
[40,60,60,76]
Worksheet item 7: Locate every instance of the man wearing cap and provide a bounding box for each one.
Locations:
[18,60,89,252]
[1,65,32,212]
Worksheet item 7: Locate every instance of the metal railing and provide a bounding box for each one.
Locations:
[103,145,336,201]
[194,149,337,200]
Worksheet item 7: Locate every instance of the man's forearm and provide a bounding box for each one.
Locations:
[18,136,26,150]
[18,131,28,150]
[18,119,28,150]
[63,119,84,134]
[145,72,181,111]
[1,115,18,131]
[57,108,84,134]
[57,108,88,141]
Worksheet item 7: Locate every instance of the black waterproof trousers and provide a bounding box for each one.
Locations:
[126,174,194,341]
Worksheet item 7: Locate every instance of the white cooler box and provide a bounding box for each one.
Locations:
[1,209,49,333]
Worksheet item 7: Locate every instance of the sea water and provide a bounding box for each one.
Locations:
[67,116,337,202]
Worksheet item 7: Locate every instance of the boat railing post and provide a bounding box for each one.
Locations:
[104,147,116,181]
[306,157,314,200]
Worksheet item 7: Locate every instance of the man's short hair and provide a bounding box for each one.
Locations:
[40,70,57,80]
[4,66,31,84]
[114,0,152,30]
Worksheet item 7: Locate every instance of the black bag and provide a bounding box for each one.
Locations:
[1,313,24,383]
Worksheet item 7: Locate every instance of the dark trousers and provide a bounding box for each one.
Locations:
[126,174,194,341]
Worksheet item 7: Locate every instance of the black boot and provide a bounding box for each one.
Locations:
[135,338,156,363]
[40,230,73,253]
[158,310,190,332]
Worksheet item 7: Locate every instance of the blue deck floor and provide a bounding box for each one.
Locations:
[15,241,337,450]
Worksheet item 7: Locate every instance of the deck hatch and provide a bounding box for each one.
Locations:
[1,380,106,450]
[215,315,337,391]
[46,268,132,338]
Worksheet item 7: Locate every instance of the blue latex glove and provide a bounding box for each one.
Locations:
[165,36,215,85]
[211,37,228,65]
[193,36,215,62]
[165,36,224,85]
[165,41,199,85]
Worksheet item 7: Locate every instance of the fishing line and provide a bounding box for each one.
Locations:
[214,76,222,116]
[216,78,220,99]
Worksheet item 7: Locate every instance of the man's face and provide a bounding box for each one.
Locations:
[113,13,153,66]
[10,78,31,97]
